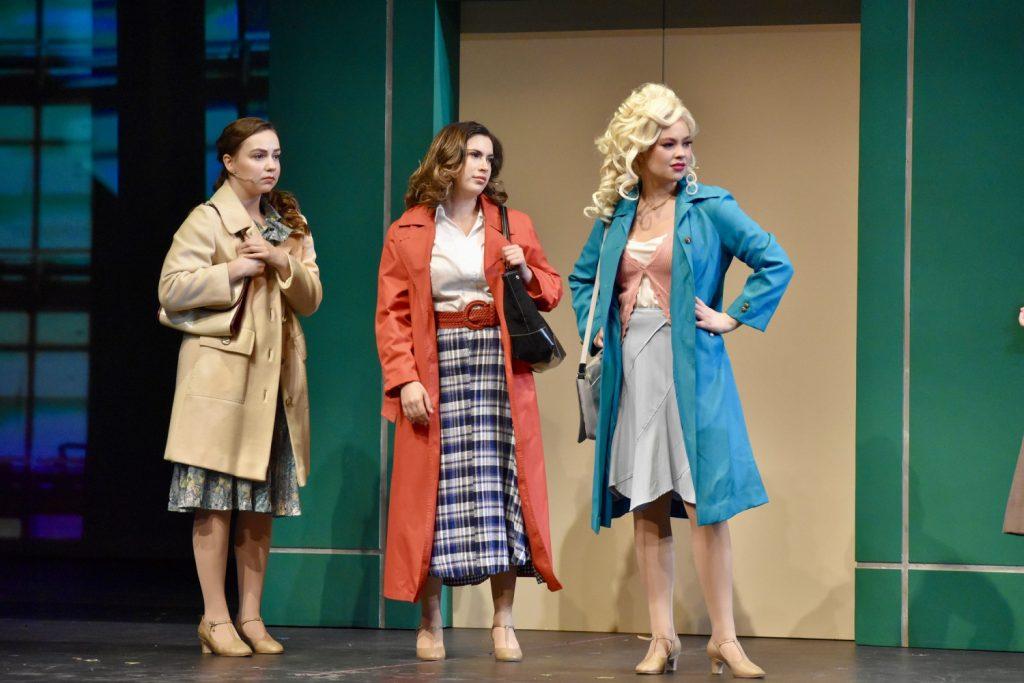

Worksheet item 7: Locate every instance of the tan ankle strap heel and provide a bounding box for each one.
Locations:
[707,639,765,678]
[198,617,252,657]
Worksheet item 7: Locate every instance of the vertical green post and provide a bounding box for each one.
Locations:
[855,0,908,646]
[385,0,460,630]
[262,0,459,629]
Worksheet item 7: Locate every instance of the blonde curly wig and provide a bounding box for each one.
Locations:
[585,83,698,222]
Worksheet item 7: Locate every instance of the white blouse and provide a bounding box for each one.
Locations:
[625,233,667,308]
[430,204,493,312]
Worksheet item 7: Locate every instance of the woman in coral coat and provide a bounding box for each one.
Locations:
[159,117,321,657]
[570,84,792,676]
[376,121,562,662]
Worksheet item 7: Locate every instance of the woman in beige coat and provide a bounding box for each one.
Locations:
[158,117,322,656]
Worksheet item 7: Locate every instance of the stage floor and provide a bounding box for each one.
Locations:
[1,618,1023,681]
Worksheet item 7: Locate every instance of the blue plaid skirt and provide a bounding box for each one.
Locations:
[429,325,538,586]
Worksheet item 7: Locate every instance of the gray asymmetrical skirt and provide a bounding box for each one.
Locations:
[609,307,696,511]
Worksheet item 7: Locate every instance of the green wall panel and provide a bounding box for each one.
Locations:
[263,0,459,628]
[268,2,386,550]
[855,568,902,647]
[391,0,459,220]
[909,570,1024,652]
[855,0,908,564]
[908,0,1024,566]
[263,553,380,628]
[382,0,459,629]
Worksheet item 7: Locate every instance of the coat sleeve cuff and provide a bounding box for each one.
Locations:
[276,255,298,290]
[726,298,765,332]
[201,262,234,309]
[384,372,420,398]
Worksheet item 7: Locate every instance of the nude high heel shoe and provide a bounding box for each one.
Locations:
[236,616,284,654]
[707,639,765,678]
[491,625,523,662]
[635,636,681,675]
[197,617,253,657]
[416,626,446,661]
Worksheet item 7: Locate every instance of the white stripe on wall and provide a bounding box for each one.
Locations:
[859,561,1024,575]
[270,547,382,555]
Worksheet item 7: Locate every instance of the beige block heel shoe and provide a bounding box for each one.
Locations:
[416,626,446,661]
[491,625,523,662]
[707,639,765,678]
[635,636,681,675]
[197,617,252,657]
[237,616,284,655]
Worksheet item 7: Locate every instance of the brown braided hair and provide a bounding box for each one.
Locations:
[214,117,308,234]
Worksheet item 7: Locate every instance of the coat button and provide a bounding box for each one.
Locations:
[285,396,293,407]
[684,236,692,244]
[740,302,750,313]
[221,338,231,345]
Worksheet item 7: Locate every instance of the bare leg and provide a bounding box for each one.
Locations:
[417,575,445,651]
[419,575,443,629]
[193,510,236,647]
[634,493,676,659]
[684,501,736,643]
[685,502,763,675]
[490,569,519,650]
[234,511,273,642]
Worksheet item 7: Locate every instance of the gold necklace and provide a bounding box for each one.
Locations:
[638,193,673,214]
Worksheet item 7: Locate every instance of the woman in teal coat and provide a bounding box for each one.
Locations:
[569,84,792,677]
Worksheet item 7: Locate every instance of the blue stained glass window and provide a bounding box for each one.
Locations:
[43,0,93,76]
[0,1,36,65]
[205,104,239,192]
[0,352,28,465]
[206,0,239,59]
[32,351,88,467]
[28,514,83,541]
[0,313,29,344]
[37,312,89,345]
[39,105,92,249]
[0,107,34,249]
[93,108,117,194]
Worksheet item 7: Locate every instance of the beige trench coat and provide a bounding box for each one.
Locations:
[158,182,322,484]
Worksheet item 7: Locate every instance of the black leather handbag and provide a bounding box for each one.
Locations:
[499,205,565,372]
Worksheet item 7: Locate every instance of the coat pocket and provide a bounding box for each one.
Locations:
[187,329,256,403]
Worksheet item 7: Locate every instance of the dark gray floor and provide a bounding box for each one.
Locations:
[1,618,1023,681]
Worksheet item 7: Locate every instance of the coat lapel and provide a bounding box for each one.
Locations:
[601,200,633,307]
[208,182,256,237]
[395,204,436,286]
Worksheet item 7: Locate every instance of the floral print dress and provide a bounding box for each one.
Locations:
[167,203,302,517]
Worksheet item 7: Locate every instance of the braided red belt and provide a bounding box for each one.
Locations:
[434,300,499,330]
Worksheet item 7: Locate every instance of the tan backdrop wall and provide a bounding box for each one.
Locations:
[456,24,859,639]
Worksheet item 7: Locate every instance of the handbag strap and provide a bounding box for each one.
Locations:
[579,225,609,373]
[498,204,516,275]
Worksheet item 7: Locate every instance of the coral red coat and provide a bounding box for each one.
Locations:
[375,196,563,602]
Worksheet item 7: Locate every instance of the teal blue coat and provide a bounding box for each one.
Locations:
[569,183,793,531]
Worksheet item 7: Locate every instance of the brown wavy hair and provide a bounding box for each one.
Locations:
[404,121,508,209]
[214,117,308,234]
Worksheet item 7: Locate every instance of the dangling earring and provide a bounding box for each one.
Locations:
[685,168,699,196]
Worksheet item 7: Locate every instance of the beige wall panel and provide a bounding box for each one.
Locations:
[456,25,858,639]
